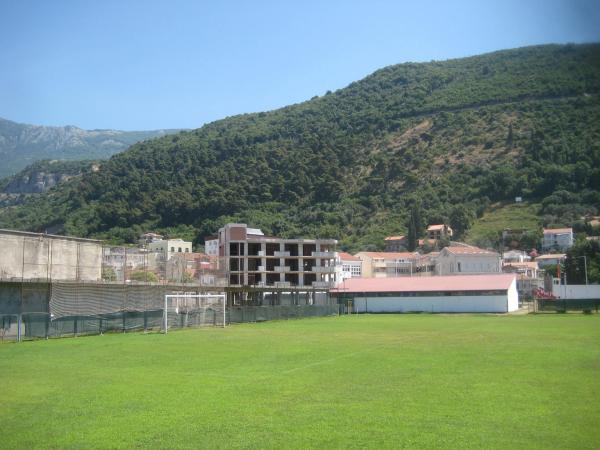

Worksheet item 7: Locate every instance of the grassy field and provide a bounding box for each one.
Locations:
[466,202,541,247]
[1,314,599,449]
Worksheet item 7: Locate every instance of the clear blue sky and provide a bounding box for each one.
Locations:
[1,0,599,131]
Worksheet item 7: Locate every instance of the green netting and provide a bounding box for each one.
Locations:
[0,282,337,342]
[537,299,600,312]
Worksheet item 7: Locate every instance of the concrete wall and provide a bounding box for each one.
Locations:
[0,232,102,281]
[353,293,513,313]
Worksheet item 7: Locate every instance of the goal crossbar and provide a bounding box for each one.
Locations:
[164,293,226,333]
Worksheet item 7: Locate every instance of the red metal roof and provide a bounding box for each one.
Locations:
[331,274,516,293]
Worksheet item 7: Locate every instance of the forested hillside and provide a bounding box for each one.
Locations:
[1,44,599,251]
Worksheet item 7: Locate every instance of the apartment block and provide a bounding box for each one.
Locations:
[216,223,337,287]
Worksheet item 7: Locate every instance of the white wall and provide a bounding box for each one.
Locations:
[507,278,519,312]
[353,293,513,313]
[552,281,600,299]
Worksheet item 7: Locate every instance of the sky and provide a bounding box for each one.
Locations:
[1,0,599,131]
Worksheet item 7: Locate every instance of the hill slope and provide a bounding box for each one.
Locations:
[0,118,182,178]
[1,44,600,250]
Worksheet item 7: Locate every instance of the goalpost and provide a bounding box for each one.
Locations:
[163,293,227,333]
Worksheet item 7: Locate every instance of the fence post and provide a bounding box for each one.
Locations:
[17,313,22,342]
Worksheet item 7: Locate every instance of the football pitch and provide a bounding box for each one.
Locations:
[1,314,599,449]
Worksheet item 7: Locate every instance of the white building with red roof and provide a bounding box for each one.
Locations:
[337,252,362,280]
[435,245,501,275]
[331,274,518,313]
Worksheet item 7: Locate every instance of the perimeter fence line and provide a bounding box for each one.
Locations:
[0,281,337,342]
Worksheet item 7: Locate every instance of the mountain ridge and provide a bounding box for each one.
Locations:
[0,117,183,179]
[1,43,599,250]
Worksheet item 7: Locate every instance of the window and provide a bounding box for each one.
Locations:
[185,248,189,253]
[457,262,461,272]
[178,247,182,252]
[171,247,175,252]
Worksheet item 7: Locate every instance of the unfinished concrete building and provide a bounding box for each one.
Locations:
[213,224,338,287]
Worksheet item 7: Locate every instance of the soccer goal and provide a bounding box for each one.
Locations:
[163,292,227,333]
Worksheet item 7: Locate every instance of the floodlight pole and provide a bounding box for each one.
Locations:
[576,255,589,286]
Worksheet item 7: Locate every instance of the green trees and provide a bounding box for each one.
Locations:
[130,271,158,282]
[565,239,600,284]
[1,44,599,251]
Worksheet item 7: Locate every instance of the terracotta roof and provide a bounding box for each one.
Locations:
[535,254,566,260]
[543,228,572,234]
[338,252,361,261]
[332,274,516,293]
[384,235,405,241]
[444,246,499,256]
[427,224,445,231]
[356,252,420,260]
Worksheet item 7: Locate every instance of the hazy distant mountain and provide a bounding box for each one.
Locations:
[0,118,182,178]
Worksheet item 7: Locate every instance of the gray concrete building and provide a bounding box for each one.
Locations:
[0,229,102,281]
[214,223,337,287]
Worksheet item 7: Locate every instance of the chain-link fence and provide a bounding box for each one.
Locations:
[0,281,338,342]
[536,298,600,312]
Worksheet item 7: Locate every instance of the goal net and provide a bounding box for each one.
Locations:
[164,292,226,333]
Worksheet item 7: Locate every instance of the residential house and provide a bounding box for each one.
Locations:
[384,235,407,252]
[337,252,362,280]
[426,224,453,241]
[542,228,573,252]
[502,250,531,264]
[435,245,501,275]
[204,235,219,256]
[355,252,433,278]
[148,238,193,261]
[535,254,566,268]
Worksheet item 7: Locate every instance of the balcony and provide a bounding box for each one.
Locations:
[311,251,335,258]
[257,266,266,272]
[274,281,291,288]
[312,281,332,288]
[274,251,290,257]
[257,251,265,257]
[275,266,291,273]
[312,266,336,273]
